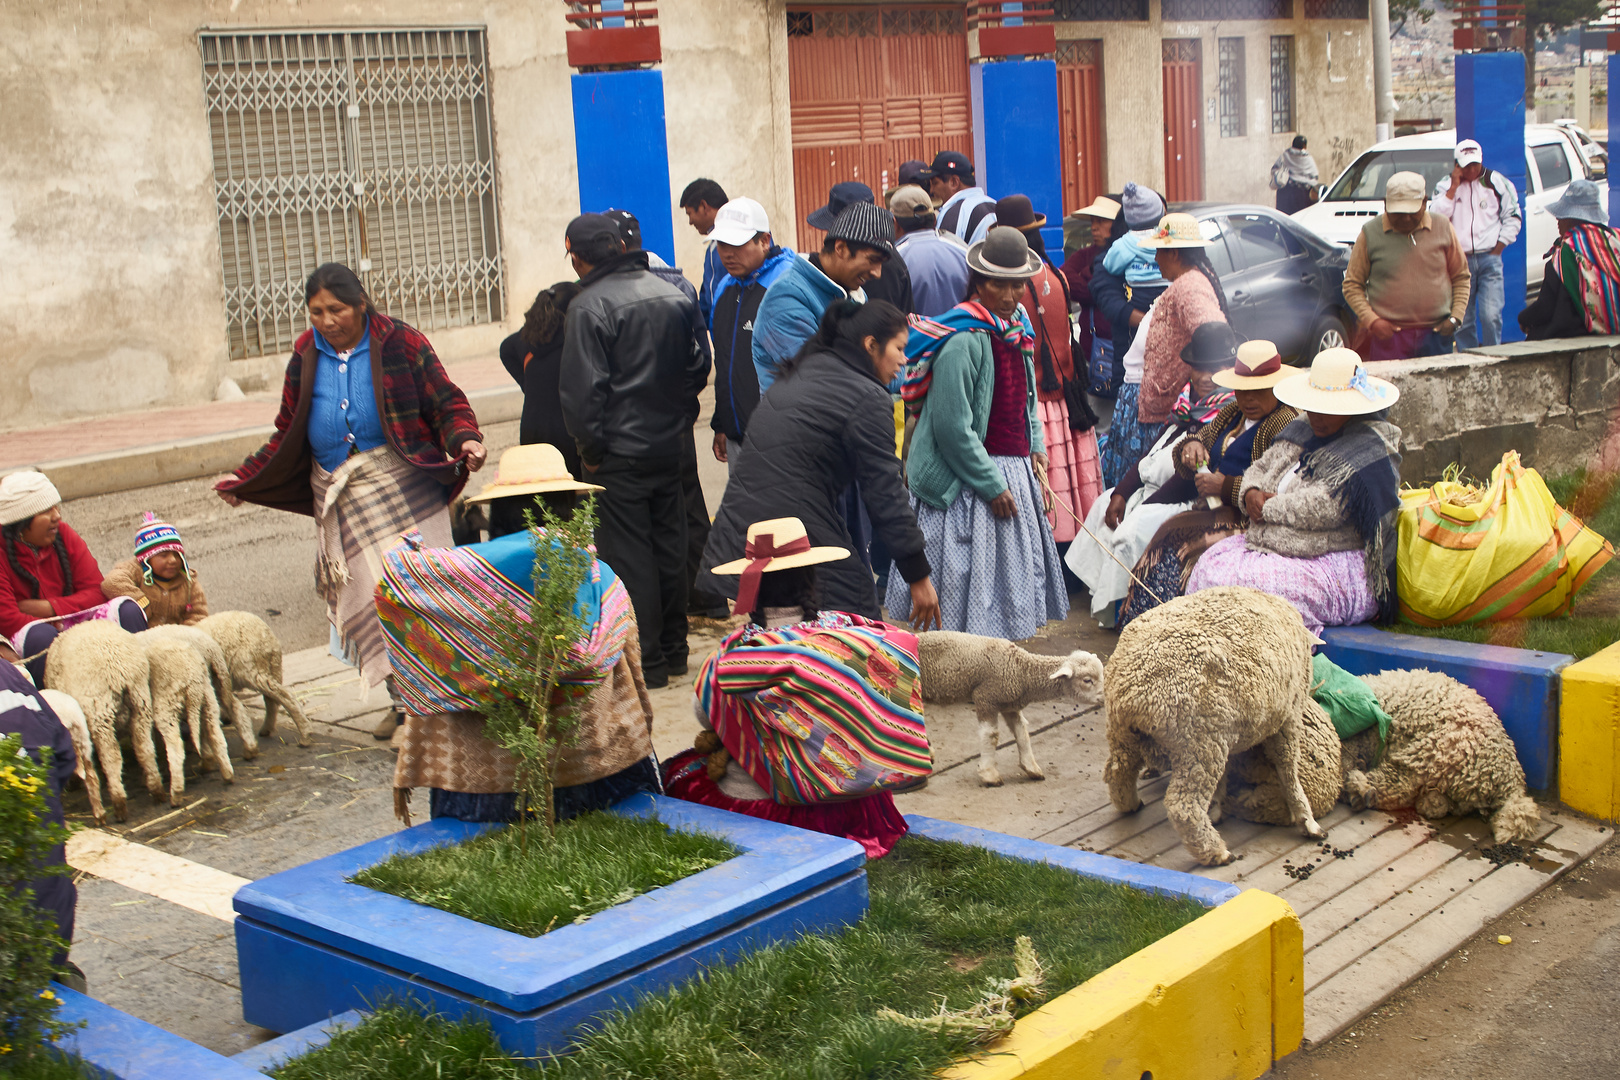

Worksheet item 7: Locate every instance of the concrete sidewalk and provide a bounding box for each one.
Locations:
[0,358,521,501]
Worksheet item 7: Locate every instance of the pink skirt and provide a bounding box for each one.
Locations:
[1038,398,1104,543]
[1186,534,1378,636]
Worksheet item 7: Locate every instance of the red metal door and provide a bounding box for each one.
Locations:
[1161,39,1204,202]
[787,6,971,254]
[1056,40,1105,215]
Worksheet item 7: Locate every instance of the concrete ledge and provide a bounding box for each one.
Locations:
[229,1010,365,1073]
[49,983,267,1079]
[1559,641,1620,820]
[1320,625,1572,789]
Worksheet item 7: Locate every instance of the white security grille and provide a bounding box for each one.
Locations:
[200,29,504,361]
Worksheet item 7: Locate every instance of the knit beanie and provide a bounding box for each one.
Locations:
[0,471,62,527]
[134,512,185,560]
[1121,182,1166,231]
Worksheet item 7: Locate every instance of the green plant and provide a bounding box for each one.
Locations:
[0,735,79,1068]
[478,500,602,843]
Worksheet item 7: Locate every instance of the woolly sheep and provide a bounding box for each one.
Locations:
[1342,668,1540,843]
[38,688,102,825]
[141,623,248,764]
[918,631,1104,787]
[44,621,151,823]
[1220,697,1342,826]
[1104,586,1324,866]
[199,611,312,747]
[136,634,223,805]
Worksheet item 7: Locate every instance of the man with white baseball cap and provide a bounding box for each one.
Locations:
[1429,137,1521,348]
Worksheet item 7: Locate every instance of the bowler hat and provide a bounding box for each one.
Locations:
[993,194,1047,232]
[965,226,1043,279]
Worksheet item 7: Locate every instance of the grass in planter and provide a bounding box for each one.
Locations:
[288,835,1208,1080]
[1,1050,102,1080]
[350,811,740,937]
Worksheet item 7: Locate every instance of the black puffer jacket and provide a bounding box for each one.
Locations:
[699,340,930,619]
[560,252,707,465]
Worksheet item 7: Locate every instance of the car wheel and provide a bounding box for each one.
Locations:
[1307,314,1348,361]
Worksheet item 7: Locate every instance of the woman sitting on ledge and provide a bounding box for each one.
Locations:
[1520,179,1620,341]
[1187,347,1402,635]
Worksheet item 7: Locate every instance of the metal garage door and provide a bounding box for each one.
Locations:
[1161,38,1205,202]
[786,5,972,254]
[1056,39,1105,215]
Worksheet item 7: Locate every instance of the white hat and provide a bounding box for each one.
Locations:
[1273,347,1399,416]
[1383,171,1428,214]
[707,197,771,247]
[1455,139,1484,166]
[0,470,63,527]
[463,445,603,504]
[1143,212,1211,249]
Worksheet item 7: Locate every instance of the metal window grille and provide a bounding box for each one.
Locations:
[1270,35,1295,134]
[1055,39,1101,67]
[1303,0,1368,16]
[1218,38,1245,138]
[1052,0,1148,19]
[1162,0,1291,18]
[200,28,504,361]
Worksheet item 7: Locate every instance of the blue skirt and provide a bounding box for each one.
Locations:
[1098,383,1166,490]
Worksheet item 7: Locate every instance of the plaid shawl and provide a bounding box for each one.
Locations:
[1170,383,1235,425]
[1274,417,1404,623]
[901,301,1035,407]
[1553,223,1620,334]
[695,612,932,805]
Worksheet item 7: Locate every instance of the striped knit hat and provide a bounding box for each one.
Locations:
[134,512,185,560]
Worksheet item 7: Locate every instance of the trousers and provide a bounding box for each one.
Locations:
[592,453,688,684]
[681,430,729,618]
[1459,250,1505,349]
[21,600,147,686]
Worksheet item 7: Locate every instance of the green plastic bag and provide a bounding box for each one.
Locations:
[1310,654,1391,746]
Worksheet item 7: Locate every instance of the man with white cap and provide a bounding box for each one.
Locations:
[1430,138,1521,348]
[1342,171,1471,362]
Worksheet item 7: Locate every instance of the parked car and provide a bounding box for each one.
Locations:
[1290,126,1605,290]
[1171,202,1352,363]
[1554,118,1607,178]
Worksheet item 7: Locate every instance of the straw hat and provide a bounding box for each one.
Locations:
[1214,339,1294,390]
[966,225,1043,279]
[463,444,603,504]
[1273,347,1399,416]
[1143,212,1210,249]
[1071,195,1122,221]
[710,517,850,576]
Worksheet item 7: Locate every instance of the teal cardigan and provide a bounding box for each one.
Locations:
[906,329,1044,511]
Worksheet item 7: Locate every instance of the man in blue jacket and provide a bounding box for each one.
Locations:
[706,197,796,472]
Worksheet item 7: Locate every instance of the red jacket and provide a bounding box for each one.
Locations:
[1,523,106,640]
[218,312,482,515]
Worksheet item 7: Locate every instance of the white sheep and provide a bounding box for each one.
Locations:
[917,631,1104,787]
[43,621,151,823]
[198,611,312,747]
[141,623,249,764]
[37,688,102,825]
[1104,587,1324,866]
[136,634,223,806]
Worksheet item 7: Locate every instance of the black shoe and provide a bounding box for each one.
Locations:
[56,960,87,994]
[643,670,670,690]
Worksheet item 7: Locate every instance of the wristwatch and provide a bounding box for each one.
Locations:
[1443,315,1462,331]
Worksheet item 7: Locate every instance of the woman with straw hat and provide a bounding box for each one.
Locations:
[1115,339,1299,628]
[462,444,604,539]
[889,226,1069,640]
[666,517,929,858]
[1186,347,1402,634]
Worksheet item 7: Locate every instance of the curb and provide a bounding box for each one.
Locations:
[1559,641,1620,820]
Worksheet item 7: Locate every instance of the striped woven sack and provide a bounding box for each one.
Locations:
[375,529,633,715]
[696,612,932,805]
[1396,452,1614,626]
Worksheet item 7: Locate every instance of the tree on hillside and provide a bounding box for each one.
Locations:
[1390,0,1436,37]
[1520,1,1605,111]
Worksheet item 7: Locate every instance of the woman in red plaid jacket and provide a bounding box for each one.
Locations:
[216,263,486,739]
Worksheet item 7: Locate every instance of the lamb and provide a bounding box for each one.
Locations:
[917,631,1104,787]
[1342,668,1540,843]
[141,623,247,765]
[43,621,152,823]
[38,688,103,825]
[135,634,224,806]
[1104,586,1324,866]
[199,611,312,747]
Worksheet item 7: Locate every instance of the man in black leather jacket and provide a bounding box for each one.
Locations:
[560,213,707,687]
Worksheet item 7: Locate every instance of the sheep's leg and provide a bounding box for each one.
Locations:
[127,698,168,804]
[1414,789,1454,820]
[154,705,188,805]
[231,686,261,759]
[1489,792,1541,843]
[975,704,1003,786]
[1164,744,1234,866]
[1349,760,1423,813]
[84,707,123,824]
[259,690,279,739]
[259,680,312,747]
[1261,728,1324,840]
[1001,709,1044,781]
[196,685,235,785]
[1104,727,1148,813]
[1209,761,1225,825]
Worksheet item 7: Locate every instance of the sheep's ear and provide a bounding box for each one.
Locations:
[1049,661,1072,682]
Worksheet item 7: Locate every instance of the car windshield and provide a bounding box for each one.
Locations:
[1324,148,1453,202]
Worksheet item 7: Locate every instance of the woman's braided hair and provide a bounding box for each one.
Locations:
[2,520,72,600]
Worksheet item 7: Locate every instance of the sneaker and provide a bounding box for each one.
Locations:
[56,960,87,994]
[373,711,403,740]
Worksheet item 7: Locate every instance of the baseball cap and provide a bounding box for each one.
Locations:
[897,160,928,188]
[1383,171,1428,214]
[602,208,642,251]
[920,150,974,183]
[708,197,771,246]
[826,202,898,260]
[565,213,623,251]
[1455,139,1484,166]
[807,181,875,231]
[888,184,933,219]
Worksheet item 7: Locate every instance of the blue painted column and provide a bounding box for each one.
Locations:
[570,69,675,265]
[1611,53,1620,227]
[970,59,1065,256]
[1454,51,1527,343]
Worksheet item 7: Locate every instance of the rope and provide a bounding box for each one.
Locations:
[1037,470,1171,608]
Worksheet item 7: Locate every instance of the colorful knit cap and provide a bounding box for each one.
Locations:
[134,512,185,559]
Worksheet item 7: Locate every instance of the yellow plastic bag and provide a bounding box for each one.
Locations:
[1397,452,1614,625]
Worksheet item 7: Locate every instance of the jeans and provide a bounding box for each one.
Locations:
[592,453,688,684]
[1459,250,1504,349]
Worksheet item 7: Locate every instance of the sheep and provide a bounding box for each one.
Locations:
[1341,668,1540,843]
[141,623,249,764]
[134,634,226,806]
[1220,696,1342,826]
[198,611,312,747]
[37,688,103,825]
[917,631,1104,787]
[43,621,151,823]
[1104,586,1324,866]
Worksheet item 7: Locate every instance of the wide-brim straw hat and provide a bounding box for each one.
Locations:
[464,444,603,504]
[1214,339,1295,389]
[1071,195,1122,221]
[1143,212,1210,249]
[966,225,1043,278]
[710,517,850,576]
[1273,347,1400,416]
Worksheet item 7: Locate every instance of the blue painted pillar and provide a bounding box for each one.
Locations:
[570,69,675,265]
[970,59,1065,256]
[1611,54,1620,227]
[1454,51,1527,343]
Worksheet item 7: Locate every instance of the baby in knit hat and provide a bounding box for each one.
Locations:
[1102,182,1172,288]
[101,513,210,627]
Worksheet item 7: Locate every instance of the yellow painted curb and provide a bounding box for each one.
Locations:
[945,890,1303,1080]
[1560,641,1620,820]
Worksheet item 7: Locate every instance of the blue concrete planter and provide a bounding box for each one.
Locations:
[48,984,266,1079]
[233,793,868,1056]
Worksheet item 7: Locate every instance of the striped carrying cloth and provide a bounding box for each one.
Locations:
[374,529,633,716]
[696,613,932,805]
[1553,222,1620,334]
[901,301,1034,409]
